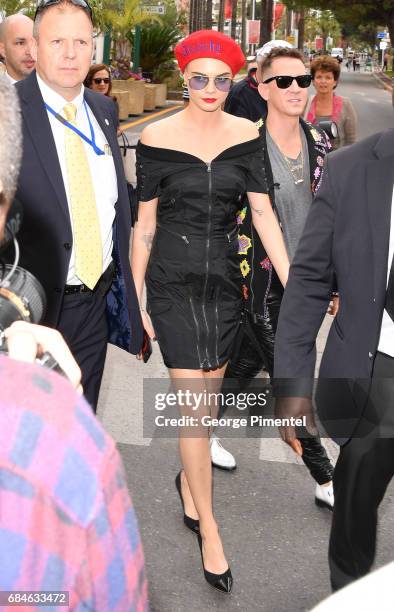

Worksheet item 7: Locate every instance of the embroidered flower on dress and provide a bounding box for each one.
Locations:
[314,167,321,179]
[238,234,252,255]
[237,206,247,225]
[317,156,324,167]
[260,257,272,271]
[240,259,251,278]
[242,284,249,300]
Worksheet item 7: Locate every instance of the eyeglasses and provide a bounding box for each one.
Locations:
[188,75,233,92]
[34,0,93,21]
[93,77,110,84]
[263,75,312,89]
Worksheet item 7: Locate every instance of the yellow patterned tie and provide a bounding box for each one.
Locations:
[63,103,102,289]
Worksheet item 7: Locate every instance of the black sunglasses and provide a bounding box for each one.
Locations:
[263,74,312,89]
[34,0,93,21]
[93,77,110,84]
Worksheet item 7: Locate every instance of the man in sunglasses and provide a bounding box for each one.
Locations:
[9,0,143,411]
[225,47,336,509]
[0,14,35,84]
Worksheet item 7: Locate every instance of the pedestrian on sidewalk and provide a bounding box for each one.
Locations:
[225,46,335,510]
[224,54,266,121]
[11,0,143,411]
[0,13,35,83]
[131,29,290,594]
[306,55,357,150]
[0,75,148,612]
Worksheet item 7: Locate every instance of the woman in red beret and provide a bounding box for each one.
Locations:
[131,30,290,593]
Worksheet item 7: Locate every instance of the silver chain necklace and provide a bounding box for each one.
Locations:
[282,144,304,185]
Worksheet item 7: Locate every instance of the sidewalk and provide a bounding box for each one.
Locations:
[372,69,393,93]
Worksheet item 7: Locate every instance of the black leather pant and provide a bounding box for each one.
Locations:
[225,292,334,485]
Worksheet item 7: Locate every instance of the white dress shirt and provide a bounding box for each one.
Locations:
[37,74,118,285]
[5,70,17,85]
[377,185,394,357]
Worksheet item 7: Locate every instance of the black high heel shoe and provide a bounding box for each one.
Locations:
[175,471,200,534]
[197,533,233,593]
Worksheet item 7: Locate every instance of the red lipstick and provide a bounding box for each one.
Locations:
[202,98,217,103]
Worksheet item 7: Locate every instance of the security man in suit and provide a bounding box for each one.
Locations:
[12,0,143,410]
[274,129,394,590]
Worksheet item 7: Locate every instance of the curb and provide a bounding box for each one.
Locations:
[372,71,393,92]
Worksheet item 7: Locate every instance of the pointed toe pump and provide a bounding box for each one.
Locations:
[175,471,200,535]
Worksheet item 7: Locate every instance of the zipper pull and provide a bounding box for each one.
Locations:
[182,235,190,244]
[207,163,211,172]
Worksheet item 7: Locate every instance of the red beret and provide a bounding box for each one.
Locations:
[174,30,245,76]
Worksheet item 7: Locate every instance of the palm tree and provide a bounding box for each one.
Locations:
[189,0,205,32]
[260,0,273,45]
[230,0,238,39]
[205,0,213,29]
[132,22,182,81]
[102,0,155,58]
[241,0,247,52]
[218,0,225,32]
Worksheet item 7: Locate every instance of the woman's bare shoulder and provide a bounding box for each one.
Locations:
[140,113,183,146]
[224,113,260,140]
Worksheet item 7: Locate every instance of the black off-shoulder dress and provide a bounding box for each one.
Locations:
[136,135,268,370]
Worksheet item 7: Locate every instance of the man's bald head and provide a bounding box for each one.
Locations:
[0,14,35,81]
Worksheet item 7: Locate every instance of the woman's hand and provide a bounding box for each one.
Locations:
[140,309,155,339]
[136,308,156,361]
[248,192,290,287]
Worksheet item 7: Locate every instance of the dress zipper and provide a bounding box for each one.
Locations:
[189,295,203,368]
[214,295,219,368]
[156,223,189,244]
[201,162,212,369]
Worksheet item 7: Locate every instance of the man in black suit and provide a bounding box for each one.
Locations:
[274,129,394,590]
[12,0,143,410]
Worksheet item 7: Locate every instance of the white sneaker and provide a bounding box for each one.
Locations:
[315,482,334,511]
[210,435,237,471]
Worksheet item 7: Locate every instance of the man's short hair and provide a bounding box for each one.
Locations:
[33,0,92,38]
[0,75,22,206]
[257,47,305,83]
[310,55,341,81]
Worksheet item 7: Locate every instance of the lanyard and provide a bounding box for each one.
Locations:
[44,99,105,156]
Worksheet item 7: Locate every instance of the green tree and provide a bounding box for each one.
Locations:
[130,21,181,81]
[284,1,394,50]
[0,0,35,19]
[305,10,341,50]
[101,0,155,58]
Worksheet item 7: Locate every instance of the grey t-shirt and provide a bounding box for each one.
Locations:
[266,129,312,262]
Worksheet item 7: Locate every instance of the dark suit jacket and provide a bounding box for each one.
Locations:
[13,71,143,354]
[274,129,394,440]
